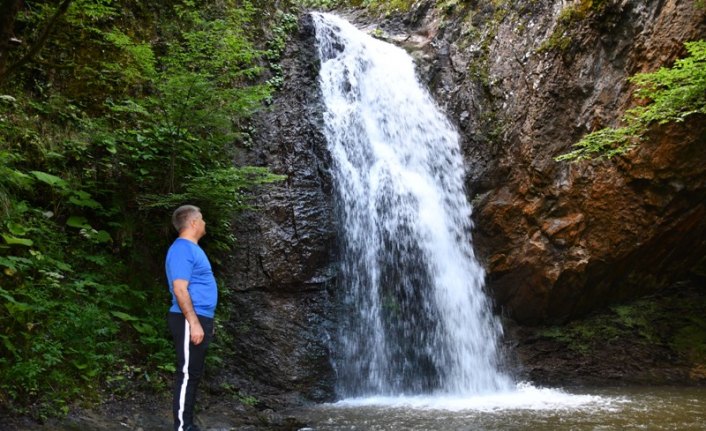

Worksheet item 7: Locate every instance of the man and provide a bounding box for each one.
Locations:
[165,205,218,431]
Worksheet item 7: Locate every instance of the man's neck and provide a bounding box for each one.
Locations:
[179,232,200,244]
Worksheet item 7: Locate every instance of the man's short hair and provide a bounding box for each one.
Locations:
[172,205,201,232]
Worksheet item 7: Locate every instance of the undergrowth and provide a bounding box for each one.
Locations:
[539,285,706,365]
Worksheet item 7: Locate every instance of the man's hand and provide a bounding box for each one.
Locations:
[189,318,205,345]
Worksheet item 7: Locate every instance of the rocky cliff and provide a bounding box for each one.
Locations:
[225,0,706,403]
[224,14,337,405]
[372,0,706,325]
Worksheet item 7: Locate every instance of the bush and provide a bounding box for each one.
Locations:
[0,0,284,418]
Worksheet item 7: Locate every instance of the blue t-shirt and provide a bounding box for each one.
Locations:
[165,238,218,318]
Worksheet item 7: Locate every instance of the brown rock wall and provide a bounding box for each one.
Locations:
[406,0,706,324]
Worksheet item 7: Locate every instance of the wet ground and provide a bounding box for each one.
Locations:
[3,393,306,431]
[9,385,705,430]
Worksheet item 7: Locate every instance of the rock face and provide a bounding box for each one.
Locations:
[224,0,706,403]
[224,14,337,405]
[377,0,706,324]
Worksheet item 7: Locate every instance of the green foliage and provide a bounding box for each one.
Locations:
[357,0,416,13]
[539,300,663,353]
[265,11,299,89]
[558,40,706,161]
[629,40,706,124]
[0,0,284,418]
[438,0,463,15]
[139,167,285,253]
[296,0,344,9]
[672,316,706,363]
[537,5,581,53]
[537,0,610,53]
[539,289,706,364]
[0,200,133,416]
[612,302,658,342]
[539,317,622,354]
[556,126,636,161]
[296,0,415,13]
[218,381,259,406]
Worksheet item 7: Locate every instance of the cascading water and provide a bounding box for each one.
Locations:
[312,13,514,398]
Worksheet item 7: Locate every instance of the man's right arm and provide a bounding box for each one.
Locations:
[172,279,205,345]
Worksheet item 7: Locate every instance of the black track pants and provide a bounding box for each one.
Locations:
[168,312,214,431]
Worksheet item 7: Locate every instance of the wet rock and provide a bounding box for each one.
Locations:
[223,13,337,405]
[412,0,706,324]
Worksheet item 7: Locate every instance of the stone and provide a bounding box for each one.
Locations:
[417,0,706,324]
[223,13,337,406]
[220,0,706,402]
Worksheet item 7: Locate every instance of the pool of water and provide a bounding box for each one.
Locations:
[292,385,706,430]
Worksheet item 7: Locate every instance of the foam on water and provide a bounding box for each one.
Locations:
[297,387,706,430]
[332,383,625,412]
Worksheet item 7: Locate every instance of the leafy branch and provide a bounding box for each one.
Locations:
[557,40,706,161]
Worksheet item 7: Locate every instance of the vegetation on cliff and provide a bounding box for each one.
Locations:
[298,0,416,14]
[0,0,289,419]
[528,282,706,384]
[558,40,706,161]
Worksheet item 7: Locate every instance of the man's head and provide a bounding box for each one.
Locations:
[172,205,206,239]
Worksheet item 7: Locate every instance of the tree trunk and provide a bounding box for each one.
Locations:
[0,0,22,81]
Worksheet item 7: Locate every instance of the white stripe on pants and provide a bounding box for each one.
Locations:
[177,319,191,431]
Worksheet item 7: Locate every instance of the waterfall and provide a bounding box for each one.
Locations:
[312,13,513,397]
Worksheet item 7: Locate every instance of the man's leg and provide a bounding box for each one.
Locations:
[168,312,214,431]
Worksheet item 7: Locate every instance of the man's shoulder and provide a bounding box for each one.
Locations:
[167,238,195,255]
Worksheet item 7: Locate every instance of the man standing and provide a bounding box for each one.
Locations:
[165,205,218,431]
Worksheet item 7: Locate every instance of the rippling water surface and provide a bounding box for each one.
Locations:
[293,386,706,430]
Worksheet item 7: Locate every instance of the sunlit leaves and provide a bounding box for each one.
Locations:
[629,40,706,125]
[558,40,706,161]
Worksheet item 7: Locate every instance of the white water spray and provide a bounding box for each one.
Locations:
[312,13,514,397]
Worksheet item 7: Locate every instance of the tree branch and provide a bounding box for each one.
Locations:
[0,0,73,85]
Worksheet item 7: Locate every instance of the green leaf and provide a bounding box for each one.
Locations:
[558,40,706,161]
[2,234,33,246]
[111,311,139,322]
[66,216,91,229]
[30,171,68,189]
[92,230,112,243]
[68,191,102,209]
[132,322,157,336]
[72,361,89,370]
[4,297,32,314]
[0,287,21,304]
[0,95,17,104]
[158,363,177,373]
[0,334,18,358]
[6,222,29,236]
[0,256,17,270]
